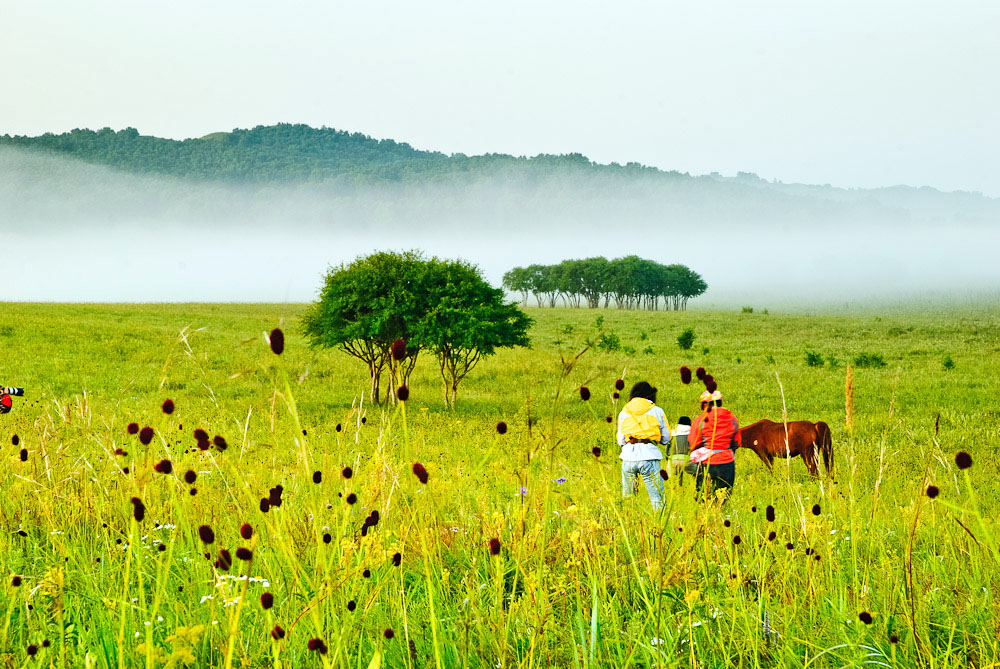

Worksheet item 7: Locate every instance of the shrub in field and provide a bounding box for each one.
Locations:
[943,355,956,370]
[853,352,887,368]
[596,332,621,352]
[805,351,825,367]
[742,306,754,313]
[677,328,696,350]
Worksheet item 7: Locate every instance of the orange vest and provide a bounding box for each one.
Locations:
[689,408,739,465]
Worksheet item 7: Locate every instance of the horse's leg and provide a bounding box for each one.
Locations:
[803,446,819,477]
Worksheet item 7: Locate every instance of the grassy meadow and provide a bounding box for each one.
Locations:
[1,303,998,668]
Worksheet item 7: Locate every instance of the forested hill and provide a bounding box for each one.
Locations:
[0,124,659,183]
[3,124,997,221]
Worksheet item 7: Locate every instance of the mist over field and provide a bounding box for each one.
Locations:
[3,146,998,305]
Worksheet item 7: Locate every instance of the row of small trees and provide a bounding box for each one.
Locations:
[502,257,707,311]
[302,251,531,407]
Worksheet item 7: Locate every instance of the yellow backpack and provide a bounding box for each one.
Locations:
[620,399,661,441]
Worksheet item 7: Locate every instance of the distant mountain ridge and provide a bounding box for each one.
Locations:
[2,124,998,224]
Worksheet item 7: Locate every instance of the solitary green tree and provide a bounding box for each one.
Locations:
[301,251,428,404]
[417,259,532,408]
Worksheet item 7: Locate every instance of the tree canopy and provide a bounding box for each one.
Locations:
[302,251,531,406]
[502,257,707,310]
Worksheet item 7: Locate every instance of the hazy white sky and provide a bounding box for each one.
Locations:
[2,0,999,195]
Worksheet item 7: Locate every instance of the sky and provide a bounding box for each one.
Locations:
[2,0,999,195]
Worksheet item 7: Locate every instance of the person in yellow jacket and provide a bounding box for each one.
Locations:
[617,381,671,510]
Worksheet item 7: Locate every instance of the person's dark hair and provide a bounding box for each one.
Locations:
[629,382,657,402]
[678,416,691,426]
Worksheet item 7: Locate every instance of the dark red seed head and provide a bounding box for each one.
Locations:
[139,427,154,445]
[307,638,327,654]
[489,538,501,555]
[347,600,357,611]
[323,533,331,544]
[955,451,973,469]
[312,471,322,484]
[236,547,253,561]
[130,497,146,522]
[724,519,731,527]
[496,421,507,435]
[42,640,50,648]
[396,385,409,401]
[391,338,407,362]
[785,542,794,550]
[198,525,215,544]
[767,531,776,541]
[392,552,401,566]
[812,504,821,516]
[154,459,173,474]
[659,469,668,480]
[592,446,601,458]
[384,628,395,639]
[11,575,21,586]
[216,549,233,571]
[240,523,253,540]
[613,392,620,399]
[705,380,718,393]
[114,448,127,456]
[346,493,357,505]
[189,488,197,496]
[260,498,270,513]
[271,625,285,640]
[362,569,371,578]
[615,379,625,391]
[261,592,274,609]
[127,423,139,435]
[733,535,742,545]
[890,634,899,643]
[19,448,27,462]
[184,470,197,484]
[12,434,19,446]
[193,428,208,442]
[766,505,775,522]
[27,644,38,656]
[859,611,873,625]
[269,328,284,355]
[680,366,692,384]
[342,466,353,479]
[161,399,174,414]
[336,423,342,432]
[213,436,227,451]
[412,462,429,484]
[926,485,939,498]
[695,367,706,380]
[606,416,613,423]
[579,386,591,401]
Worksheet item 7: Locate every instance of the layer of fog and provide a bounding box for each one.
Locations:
[2,148,998,305]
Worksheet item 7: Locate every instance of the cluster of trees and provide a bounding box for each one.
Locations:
[503,257,707,310]
[302,251,531,408]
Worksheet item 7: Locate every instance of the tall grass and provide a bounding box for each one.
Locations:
[1,303,998,667]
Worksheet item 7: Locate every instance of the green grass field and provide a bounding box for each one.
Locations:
[1,303,998,668]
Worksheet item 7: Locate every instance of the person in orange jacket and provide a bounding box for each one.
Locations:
[688,389,739,500]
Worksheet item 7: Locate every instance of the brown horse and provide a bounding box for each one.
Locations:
[739,420,833,477]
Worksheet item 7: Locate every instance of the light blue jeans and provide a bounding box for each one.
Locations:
[621,459,663,510]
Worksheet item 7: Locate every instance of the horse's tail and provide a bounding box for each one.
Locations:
[816,421,833,477]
